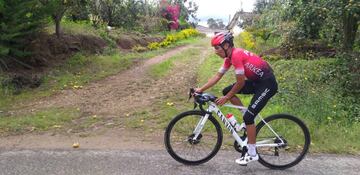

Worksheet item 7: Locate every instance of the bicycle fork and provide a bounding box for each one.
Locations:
[192,114,210,140]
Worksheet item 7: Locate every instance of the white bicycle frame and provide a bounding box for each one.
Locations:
[192,102,285,149]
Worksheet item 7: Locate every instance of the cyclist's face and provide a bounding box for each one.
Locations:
[214,45,225,58]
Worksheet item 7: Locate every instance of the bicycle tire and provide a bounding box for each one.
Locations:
[256,114,311,170]
[164,110,223,165]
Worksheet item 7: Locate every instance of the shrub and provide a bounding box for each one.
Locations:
[146,28,201,51]
[147,42,160,50]
[132,45,147,52]
[235,31,256,51]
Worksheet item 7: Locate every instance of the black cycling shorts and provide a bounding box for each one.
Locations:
[222,75,278,125]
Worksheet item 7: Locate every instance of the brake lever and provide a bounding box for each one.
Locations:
[188,88,200,109]
[188,88,195,102]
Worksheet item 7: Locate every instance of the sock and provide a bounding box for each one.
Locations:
[248,144,257,157]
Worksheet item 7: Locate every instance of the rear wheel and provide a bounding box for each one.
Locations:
[164,110,223,165]
[256,114,311,169]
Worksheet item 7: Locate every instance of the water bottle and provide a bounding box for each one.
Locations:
[226,113,242,131]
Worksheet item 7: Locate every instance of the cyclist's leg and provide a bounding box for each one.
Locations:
[222,80,255,111]
[243,76,278,125]
[237,76,278,165]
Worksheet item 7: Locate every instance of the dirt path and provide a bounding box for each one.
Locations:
[1,43,211,149]
[19,45,193,116]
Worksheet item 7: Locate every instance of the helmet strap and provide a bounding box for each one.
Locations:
[220,43,232,58]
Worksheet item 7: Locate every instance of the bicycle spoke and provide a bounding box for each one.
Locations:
[165,111,222,164]
[256,114,310,169]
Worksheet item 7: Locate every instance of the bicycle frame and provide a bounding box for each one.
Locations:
[192,102,285,149]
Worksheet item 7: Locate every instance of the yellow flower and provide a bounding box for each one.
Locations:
[72,142,80,148]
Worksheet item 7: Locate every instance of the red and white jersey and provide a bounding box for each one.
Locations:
[219,48,273,81]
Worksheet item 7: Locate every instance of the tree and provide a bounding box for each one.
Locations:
[0,0,48,69]
[97,0,123,27]
[67,0,90,21]
[177,0,198,22]
[160,0,199,30]
[341,0,359,50]
[39,0,75,38]
[207,18,217,29]
[207,18,225,29]
[217,19,225,29]
[254,0,277,14]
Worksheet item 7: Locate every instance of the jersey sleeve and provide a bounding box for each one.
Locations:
[218,58,231,74]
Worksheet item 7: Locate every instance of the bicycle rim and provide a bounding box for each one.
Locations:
[164,110,223,165]
[256,114,311,169]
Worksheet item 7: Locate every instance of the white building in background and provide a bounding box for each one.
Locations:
[196,21,243,37]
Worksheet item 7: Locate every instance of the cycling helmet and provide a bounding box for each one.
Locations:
[211,32,234,47]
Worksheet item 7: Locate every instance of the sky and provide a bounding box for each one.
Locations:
[192,0,256,26]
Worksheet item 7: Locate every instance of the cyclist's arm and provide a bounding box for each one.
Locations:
[197,72,224,92]
[225,74,245,99]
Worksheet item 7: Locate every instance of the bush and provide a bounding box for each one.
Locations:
[132,45,148,52]
[147,28,201,50]
[0,0,48,69]
[147,42,160,50]
[235,31,256,51]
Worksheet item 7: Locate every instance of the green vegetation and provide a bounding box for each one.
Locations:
[124,41,209,132]
[148,47,201,78]
[0,35,201,110]
[149,59,174,78]
[0,35,204,135]
[0,0,200,70]
[0,0,48,67]
[0,108,80,135]
[147,28,204,50]
[235,2,360,153]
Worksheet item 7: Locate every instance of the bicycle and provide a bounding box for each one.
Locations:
[164,88,311,170]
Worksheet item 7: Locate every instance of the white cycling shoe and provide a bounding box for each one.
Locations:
[235,153,259,166]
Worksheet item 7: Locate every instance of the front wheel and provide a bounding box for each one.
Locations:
[164,110,223,165]
[256,114,311,170]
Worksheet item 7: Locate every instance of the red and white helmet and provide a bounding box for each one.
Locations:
[211,32,234,46]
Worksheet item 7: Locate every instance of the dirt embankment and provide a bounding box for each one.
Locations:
[2,32,164,93]
[1,42,211,149]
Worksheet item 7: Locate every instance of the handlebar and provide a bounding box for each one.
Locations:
[188,88,217,113]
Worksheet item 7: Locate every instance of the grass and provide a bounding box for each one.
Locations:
[148,58,174,79]
[46,20,104,37]
[124,40,210,132]
[0,37,204,110]
[148,47,203,79]
[0,26,205,134]
[0,108,80,135]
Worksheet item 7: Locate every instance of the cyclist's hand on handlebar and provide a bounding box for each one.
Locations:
[194,88,202,94]
[191,88,202,97]
[215,96,229,106]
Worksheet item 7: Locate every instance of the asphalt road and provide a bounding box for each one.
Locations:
[0,149,359,175]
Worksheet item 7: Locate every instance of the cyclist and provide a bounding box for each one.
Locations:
[195,32,278,165]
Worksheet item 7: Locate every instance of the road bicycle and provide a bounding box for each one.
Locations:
[164,88,311,170]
